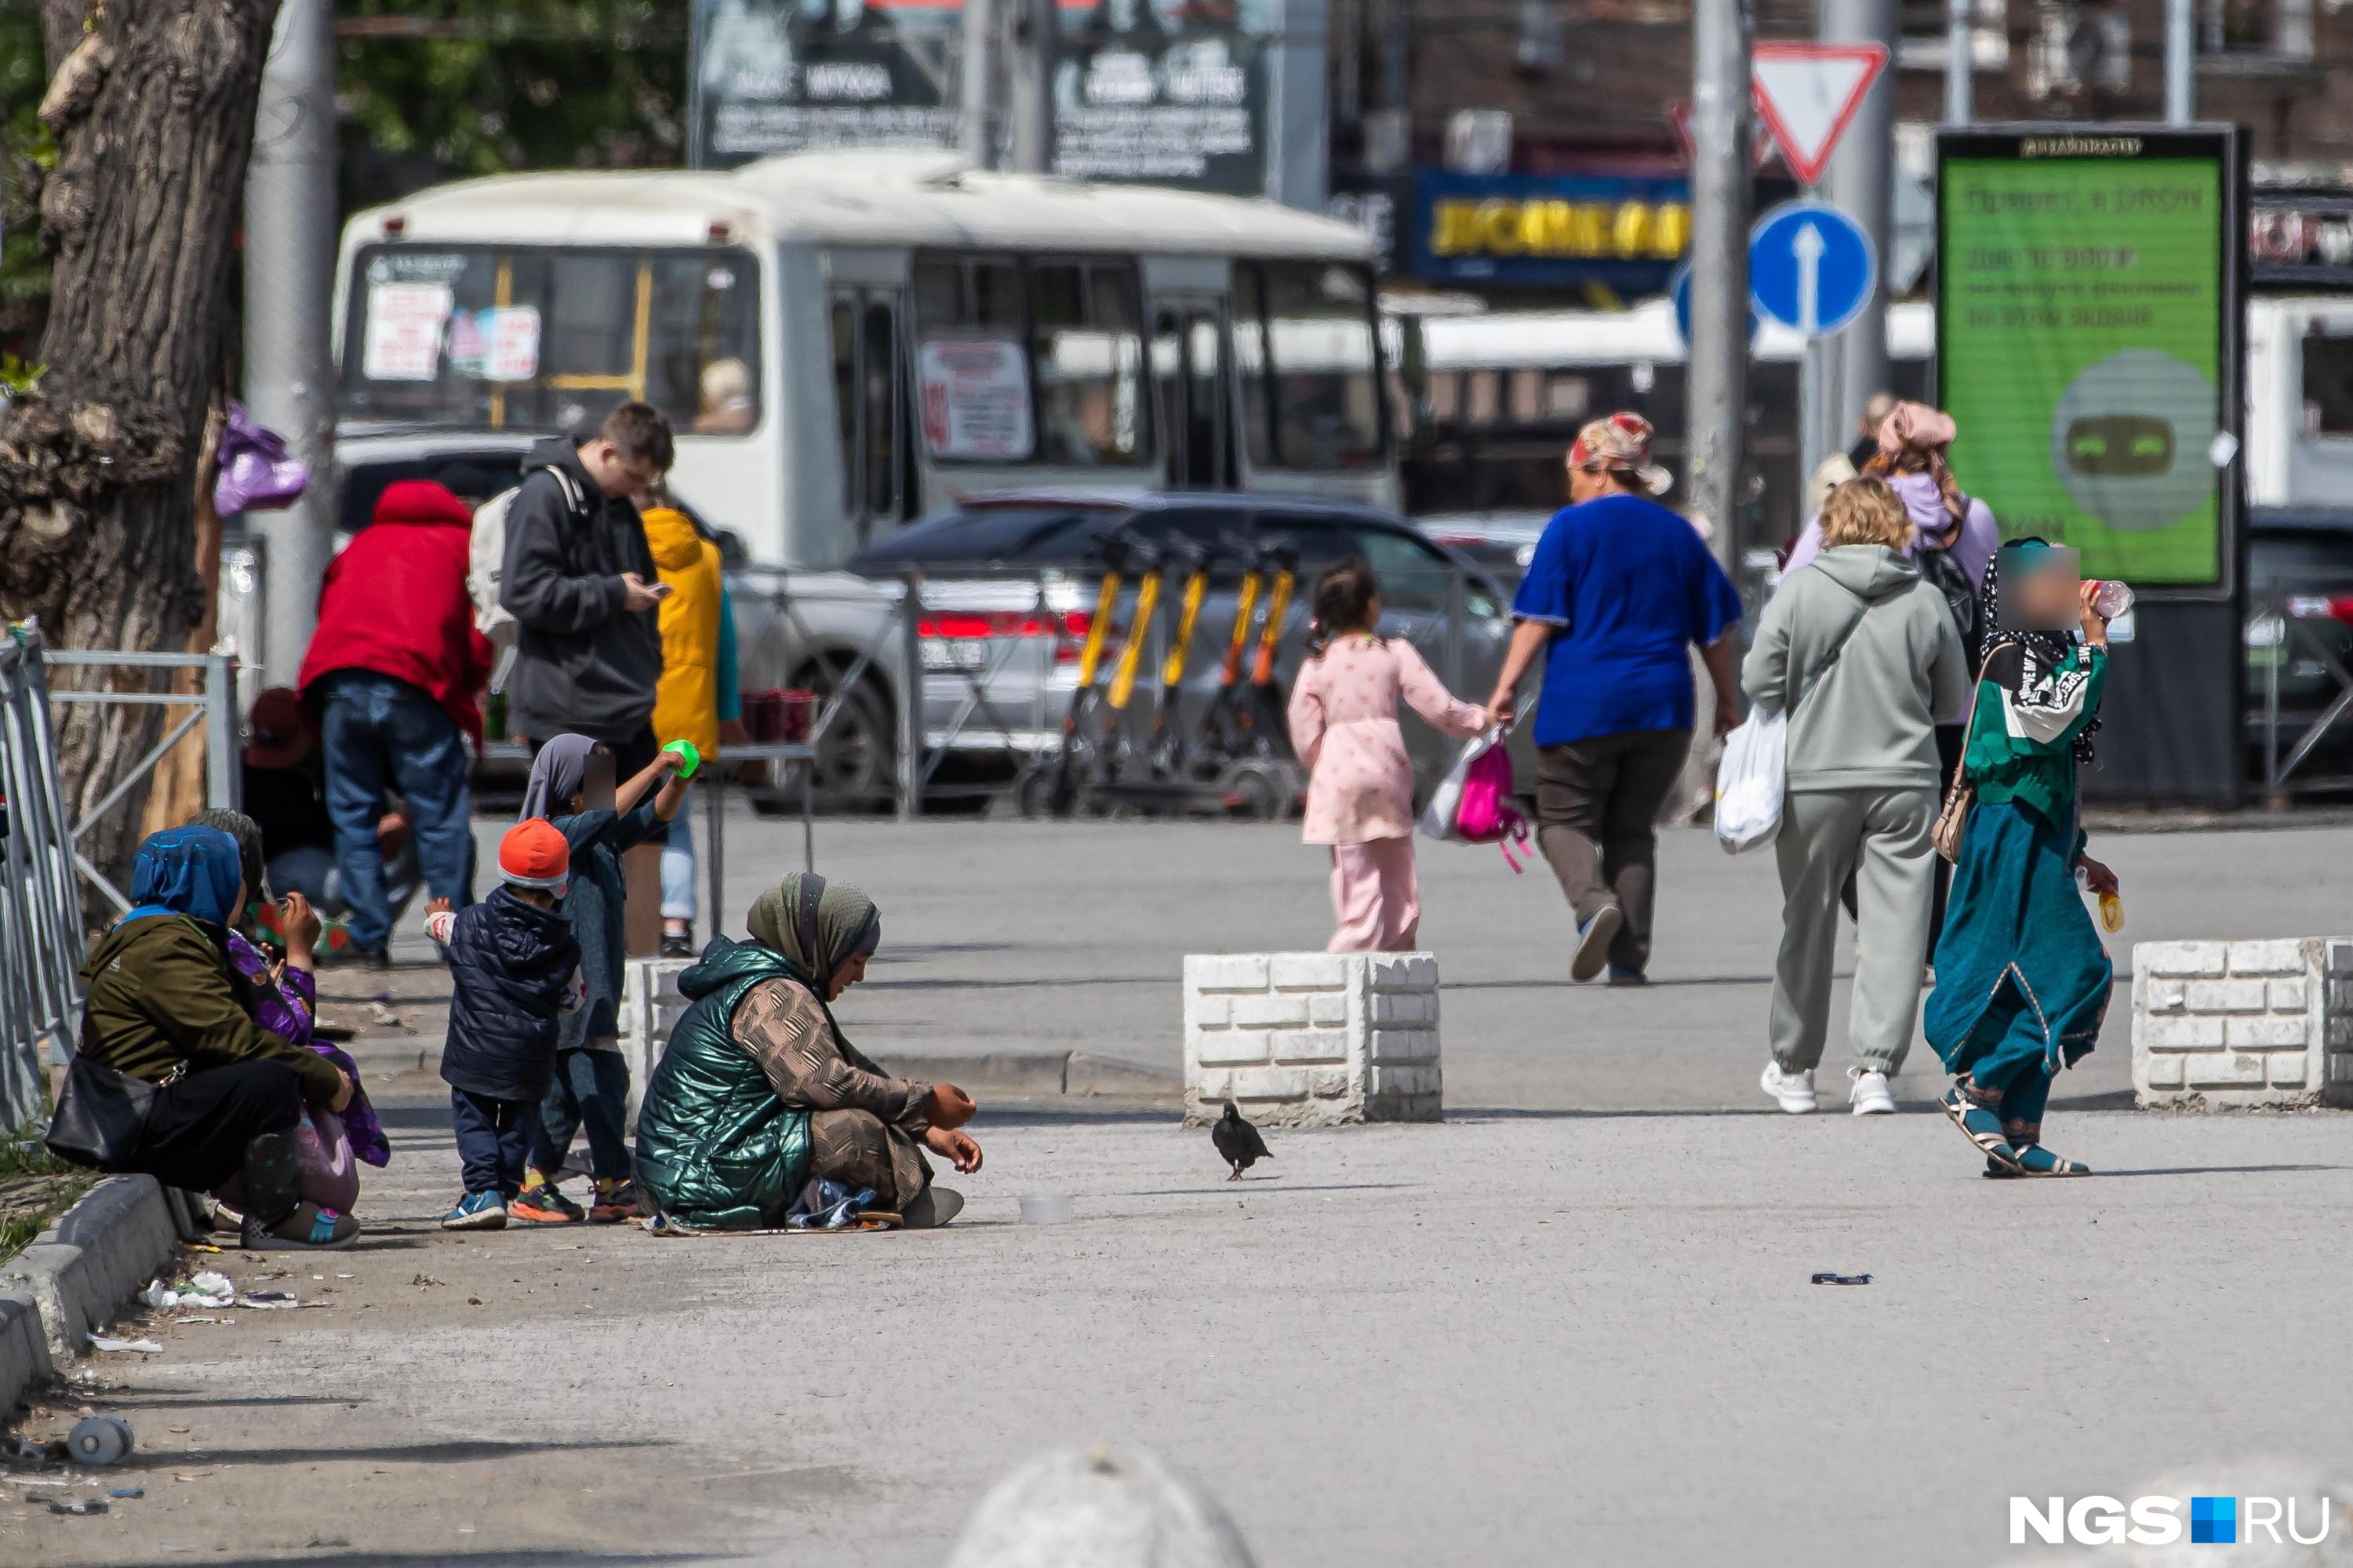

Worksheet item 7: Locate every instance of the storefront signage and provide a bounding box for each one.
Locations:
[1408,171,1691,293]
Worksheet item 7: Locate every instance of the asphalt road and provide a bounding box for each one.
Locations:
[8,812,2351,1566]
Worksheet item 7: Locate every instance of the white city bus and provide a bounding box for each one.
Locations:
[332,149,1397,567]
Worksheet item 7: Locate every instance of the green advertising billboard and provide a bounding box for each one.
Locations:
[1937,129,2242,590]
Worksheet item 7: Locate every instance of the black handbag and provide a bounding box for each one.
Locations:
[45,1053,165,1172]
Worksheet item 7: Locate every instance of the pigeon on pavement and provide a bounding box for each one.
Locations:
[1211,1101,1270,1182]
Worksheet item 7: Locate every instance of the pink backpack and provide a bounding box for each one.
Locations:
[1419,730,1533,872]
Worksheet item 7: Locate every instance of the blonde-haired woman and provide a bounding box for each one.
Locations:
[1742,478,1971,1115]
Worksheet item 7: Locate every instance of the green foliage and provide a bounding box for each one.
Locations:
[1,0,55,326]
[337,0,690,212]
[0,350,44,395]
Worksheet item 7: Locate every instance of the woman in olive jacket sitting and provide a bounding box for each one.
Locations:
[72,824,360,1250]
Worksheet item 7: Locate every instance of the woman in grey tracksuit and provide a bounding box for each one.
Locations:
[1744,478,1971,1115]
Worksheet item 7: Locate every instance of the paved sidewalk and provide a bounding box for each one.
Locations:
[9,1082,2351,1567]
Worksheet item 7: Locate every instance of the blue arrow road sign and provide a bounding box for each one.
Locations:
[1670,261,1761,349]
[1747,201,1875,338]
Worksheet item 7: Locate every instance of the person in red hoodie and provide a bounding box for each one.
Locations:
[296,480,494,964]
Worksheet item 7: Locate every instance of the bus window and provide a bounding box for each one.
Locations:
[344,244,759,434]
[831,300,858,513]
[862,299,900,529]
[1262,261,1384,471]
[1028,261,1147,467]
[1233,263,1277,471]
[833,289,907,545]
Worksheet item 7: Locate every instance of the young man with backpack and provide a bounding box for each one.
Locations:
[492,402,675,777]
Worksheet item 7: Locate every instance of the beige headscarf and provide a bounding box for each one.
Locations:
[745,871,881,987]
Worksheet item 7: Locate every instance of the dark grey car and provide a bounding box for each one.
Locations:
[848,493,1520,801]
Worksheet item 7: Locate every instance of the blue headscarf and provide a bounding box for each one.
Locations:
[118,824,243,929]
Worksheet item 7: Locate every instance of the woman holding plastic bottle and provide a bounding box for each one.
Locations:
[1923,540,2125,1178]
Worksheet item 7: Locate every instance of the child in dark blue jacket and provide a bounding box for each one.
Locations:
[427,820,584,1229]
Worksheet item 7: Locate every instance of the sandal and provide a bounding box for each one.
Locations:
[2011,1143,2093,1177]
[1940,1082,2020,1173]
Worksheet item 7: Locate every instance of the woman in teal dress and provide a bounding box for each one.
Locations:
[1923,541,2121,1177]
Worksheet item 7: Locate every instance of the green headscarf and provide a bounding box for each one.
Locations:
[745,871,882,987]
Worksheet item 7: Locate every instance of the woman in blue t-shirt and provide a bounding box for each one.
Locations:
[1486,413,1745,986]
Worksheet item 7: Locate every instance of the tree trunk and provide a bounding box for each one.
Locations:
[0,0,279,922]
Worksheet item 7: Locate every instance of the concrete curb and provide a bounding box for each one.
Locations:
[0,1175,194,1413]
[891,1050,1182,1101]
[369,1042,1182,1101]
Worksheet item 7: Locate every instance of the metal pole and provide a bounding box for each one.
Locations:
[705,772,723,939]
[1007,0,1056,176]
[242,0,339,689]
[1264,0,1329,210]
[961,0,998,169]
[2165,0,2195,126]
[897,570,925,821]
[1944,0,1973,123]
[1686,0,1753,573]
[204,650,238,809]
[1822,0,1896,442]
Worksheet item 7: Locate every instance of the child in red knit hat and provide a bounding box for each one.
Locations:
[425,820,584,1229]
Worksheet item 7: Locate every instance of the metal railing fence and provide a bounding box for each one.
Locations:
[0,624,89,1126]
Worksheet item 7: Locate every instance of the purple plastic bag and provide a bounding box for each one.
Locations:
[213,402,307,515]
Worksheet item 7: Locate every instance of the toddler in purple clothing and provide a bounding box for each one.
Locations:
[192,811,388,1214]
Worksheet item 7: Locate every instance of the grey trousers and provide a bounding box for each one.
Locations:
[1769,787,1937,1075]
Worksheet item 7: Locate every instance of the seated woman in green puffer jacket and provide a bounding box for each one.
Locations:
[633,871,982,1229]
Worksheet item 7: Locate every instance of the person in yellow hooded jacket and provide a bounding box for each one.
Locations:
[639,489,744,956]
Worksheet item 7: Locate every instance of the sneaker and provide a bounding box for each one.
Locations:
[587,1178,640,1224]
[510,1183,584,1224]
[660,929,696,959]
[442,1191,508,1231]
[1847,1068,1897,1116]
[1606,965,1649,988]
[1570,904,1624,983]
[1760,1060,1817,1114]
[241,1202,360,1250]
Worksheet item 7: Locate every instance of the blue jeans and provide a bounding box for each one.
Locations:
[318,671,475,951]
[660,815,696,922]
[532,1048,633,1182]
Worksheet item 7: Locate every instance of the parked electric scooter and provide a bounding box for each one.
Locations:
[1021,529,1155,817]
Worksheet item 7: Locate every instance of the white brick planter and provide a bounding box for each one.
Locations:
[2133,938,2353,1109]
[619,957,695,1130]
[1183,951,1442,1127]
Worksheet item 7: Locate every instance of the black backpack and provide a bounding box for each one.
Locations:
[1917,522,1980,652]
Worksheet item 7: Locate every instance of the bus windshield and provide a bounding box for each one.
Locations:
[342,244,761,434]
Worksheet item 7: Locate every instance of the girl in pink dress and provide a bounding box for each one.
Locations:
[1288,557,1490,952]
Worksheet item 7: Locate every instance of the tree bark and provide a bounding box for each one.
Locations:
[0,0,279,921]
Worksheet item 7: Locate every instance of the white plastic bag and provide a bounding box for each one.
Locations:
[1417,729,1498,842]
[1713,709,1788,854]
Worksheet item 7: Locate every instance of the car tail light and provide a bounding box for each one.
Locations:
[2284,595,2353,622]
[916,610,1094,661]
